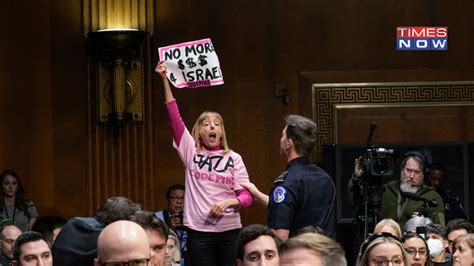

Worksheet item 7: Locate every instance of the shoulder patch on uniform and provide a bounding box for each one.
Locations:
[272,186,287,203]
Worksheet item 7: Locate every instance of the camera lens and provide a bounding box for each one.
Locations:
[372,158,392,175]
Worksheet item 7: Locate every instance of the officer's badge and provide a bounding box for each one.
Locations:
[272,186,287,203]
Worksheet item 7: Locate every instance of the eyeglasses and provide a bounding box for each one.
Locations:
[405,247,427,257]
[372,255,404,266]
[169,196,184,202]
[102,258,150,266]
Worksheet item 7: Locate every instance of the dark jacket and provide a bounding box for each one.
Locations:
[52,217,104,266]
[267,157,336,239]
[380,180,445,229]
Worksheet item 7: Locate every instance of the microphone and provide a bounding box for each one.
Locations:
[401,192,438,207]
[366,121,377,148]
[370,121,377,132]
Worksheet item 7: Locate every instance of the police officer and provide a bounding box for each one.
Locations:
[242,115,336,240]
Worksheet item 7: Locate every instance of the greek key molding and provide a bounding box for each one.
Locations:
[312,81,474,159]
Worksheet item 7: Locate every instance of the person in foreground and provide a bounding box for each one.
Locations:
[52,196,141,266]
[94,220,151,266]
[452,233,474,266]
[235,224,280,266]
[12,231,52,266]
[425,223,452,266]
[446,219,474,254]
[0,225,22,265]
[373,218,402,239]
[356,232,408,266]
[156,62,253,266]
[241,115,336,240]
[401,232,431,266]
[279,232,346,266]
[130,210,169,266]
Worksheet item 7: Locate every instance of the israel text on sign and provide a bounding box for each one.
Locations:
[158,38,224,88]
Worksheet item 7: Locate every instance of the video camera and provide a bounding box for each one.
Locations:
[361,147,397,177]
[354,122,400,238]
[355,123,398,225]
[360,122,398,178]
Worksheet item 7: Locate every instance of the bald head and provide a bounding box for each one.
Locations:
[2,225,22,259]
[2,225,22,239]
[95,220,150,265]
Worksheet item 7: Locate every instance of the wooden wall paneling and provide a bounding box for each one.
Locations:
[50,0,87,217]
[337,105,474,144]
[84,0,160,215]
[299,70,474,161]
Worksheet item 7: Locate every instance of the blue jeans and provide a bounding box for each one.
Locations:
[186,228,240,266]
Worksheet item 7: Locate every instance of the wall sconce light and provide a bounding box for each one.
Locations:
[87,29,147,127]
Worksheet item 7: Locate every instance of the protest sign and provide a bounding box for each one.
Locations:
[158,38,224,88]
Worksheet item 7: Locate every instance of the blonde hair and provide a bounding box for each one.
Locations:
[453,233,474,253]
[280,233,347,266]
[168,232,181,263]
[356,235,408,266]
[374,219,402,239]
[191,111,230,154]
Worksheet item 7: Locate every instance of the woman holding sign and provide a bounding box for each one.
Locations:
[156,62,253,266]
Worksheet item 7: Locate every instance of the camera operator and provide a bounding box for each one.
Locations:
[349,151,445,229]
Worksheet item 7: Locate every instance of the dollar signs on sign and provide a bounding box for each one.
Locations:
[185,58,196,68]
[198,55,208,66]
[178,59,185,70]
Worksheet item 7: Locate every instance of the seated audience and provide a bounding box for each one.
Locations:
[94,220,150,266]
[0,225,22,265]
[452,233,473,266]
[130,210,168,266]
[166,230,182,266]
[52,196,141,266]
[296,225,327,236]
[31,215,67,246]
[446,219,474,254]
[374,218,403,239]
[12,231,52,266]
[425,223,452,266]
[0,170,39,232]
[155,184,188,261]
[405,216,432,234]
[235,224,280,266]
[280,232,346,266]
[356,232,408,266]
[401,232,432,266]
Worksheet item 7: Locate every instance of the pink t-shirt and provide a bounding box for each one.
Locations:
[167,100,251,232]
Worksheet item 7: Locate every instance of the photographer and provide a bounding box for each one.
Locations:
[155,184,188,262]
[349,151,445,229]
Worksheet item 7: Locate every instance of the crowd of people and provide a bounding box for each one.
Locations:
[0,62,473,265]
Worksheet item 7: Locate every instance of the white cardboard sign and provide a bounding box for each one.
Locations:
[158,38,224,88]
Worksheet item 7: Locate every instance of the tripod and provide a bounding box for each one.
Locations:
[360,177,384,238]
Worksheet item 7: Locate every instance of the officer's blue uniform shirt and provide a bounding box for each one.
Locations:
[267,156,336,239]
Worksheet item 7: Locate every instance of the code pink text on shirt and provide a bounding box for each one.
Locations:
[190,154,235,185]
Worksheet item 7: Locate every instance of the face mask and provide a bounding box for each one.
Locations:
[427,238,444,257]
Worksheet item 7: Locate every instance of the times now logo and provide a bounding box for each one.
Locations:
[396,27,448,50]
